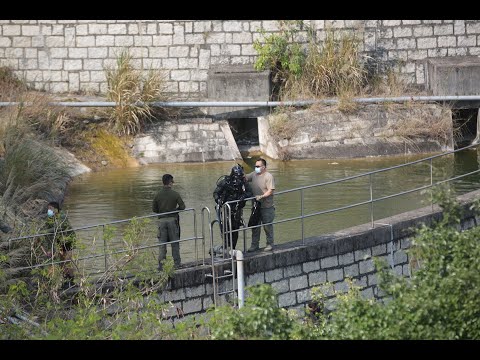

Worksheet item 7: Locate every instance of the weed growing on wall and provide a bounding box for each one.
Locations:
[104,50,168,136]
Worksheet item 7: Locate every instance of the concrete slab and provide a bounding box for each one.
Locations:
[207,64,271,118]
[426,56,480,96]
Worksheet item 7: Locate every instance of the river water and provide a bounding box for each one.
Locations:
[63,147,480,267]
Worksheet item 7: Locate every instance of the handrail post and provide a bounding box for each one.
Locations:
[209,220,218,307]
[102,224,107,272]
[225,203,233,258]
[193,209,198,263]
[201,207,211,266]
[301,188,305,245]
[370,173,374,228]
[430,158,434,212]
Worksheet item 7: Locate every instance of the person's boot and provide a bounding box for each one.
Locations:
[247,244,259,252]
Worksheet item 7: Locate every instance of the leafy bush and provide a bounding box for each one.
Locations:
[206,284,296,340]
[254,21,307,99]
[254,22,411,102]
[0,66,25,94]
[305,186,480,339]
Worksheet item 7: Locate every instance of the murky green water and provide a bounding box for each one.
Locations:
[64,148,480,269]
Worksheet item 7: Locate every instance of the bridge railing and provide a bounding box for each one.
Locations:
[221,142,480,250]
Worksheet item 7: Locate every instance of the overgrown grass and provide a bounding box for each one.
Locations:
[0,125,73,290]
[384,103,456,147]
[0,66,26,95]
[0,67,76,153]
[254,22,413,103]
[104,50,169,136]
[0,126,72,218]
[0,217,177,340]
[302,30,366,98]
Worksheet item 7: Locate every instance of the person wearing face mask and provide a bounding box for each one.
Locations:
[246,158,276,252]
[43,201,76,286]
[213,164,253,253]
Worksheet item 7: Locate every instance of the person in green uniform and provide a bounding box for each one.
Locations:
[152,174,185,270]
[43,201,76,283]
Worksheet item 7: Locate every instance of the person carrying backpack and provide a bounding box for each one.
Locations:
[213,164,253,252]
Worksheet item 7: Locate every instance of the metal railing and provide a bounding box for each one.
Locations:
[5,208,200,277]
[221,141,480,249]
[2,95,480,108]
[4,143,480,276]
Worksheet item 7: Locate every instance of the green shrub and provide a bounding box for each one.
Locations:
[254,21,307,99]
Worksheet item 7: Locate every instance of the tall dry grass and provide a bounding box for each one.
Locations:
[255,23,413,104]
[303,30,366,98]
[104,50,169,136]
[0,126,73,287]
[384,104,456,148]
[0,67,74,153]
[0,127,72,217]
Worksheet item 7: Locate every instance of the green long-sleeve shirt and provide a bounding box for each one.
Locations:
[152,187,185,219]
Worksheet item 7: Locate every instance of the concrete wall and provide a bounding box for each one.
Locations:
[156,189,480,321]
[206,64,271,118]
[132,118,242,163]
[131,103,453,164]
[259,103,454,160]
[1,20,480,97]
[426,56,480,95]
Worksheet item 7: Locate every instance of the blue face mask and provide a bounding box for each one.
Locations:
[255,167,262,174]
[47,209,54,217]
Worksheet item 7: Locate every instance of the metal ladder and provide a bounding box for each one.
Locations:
[205,203,239,307]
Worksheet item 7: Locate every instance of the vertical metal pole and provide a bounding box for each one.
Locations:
[225,203,233,259]
[193,209,198,263]
[231,249,237,306]
[389,225,394,270]
[370,173,374,228]
[201,208,210,266]
[201,210,205,266]
[210,221,217,307]
[102,225,107,272]
[430,158,434,212]
[243,220,247,253]
[301,188,305,245]
[232,250,245,308]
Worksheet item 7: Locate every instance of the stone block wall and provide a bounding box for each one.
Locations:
[132,118,242,163]
[259,103,454,160]
[0,20,479,97]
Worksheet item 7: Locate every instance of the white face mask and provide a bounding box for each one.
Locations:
[47,209,54,217]
[255,166,262,174]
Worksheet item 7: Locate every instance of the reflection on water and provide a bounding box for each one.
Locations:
[64,148,480,268]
